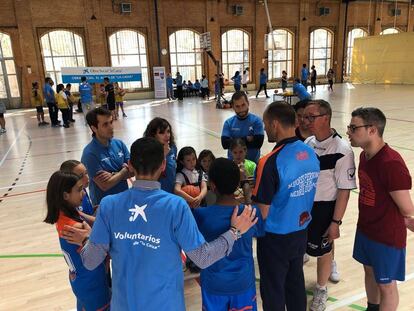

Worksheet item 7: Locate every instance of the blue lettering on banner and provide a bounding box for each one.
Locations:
[62,73,142,83]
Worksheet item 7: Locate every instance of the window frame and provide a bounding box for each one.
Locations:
[221,28,250,81]
[345,27,368,77]
[267,28,294,80]
[168,29,203,83]
[39,29,87,91]
[108,29,150,90]
[309,28,334,77]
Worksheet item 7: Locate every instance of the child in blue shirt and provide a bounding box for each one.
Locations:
[193,158,264,311]
[44,171,110,311]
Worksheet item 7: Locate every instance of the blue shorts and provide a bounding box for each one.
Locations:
[202,286,257,311]
[353,230,405,284]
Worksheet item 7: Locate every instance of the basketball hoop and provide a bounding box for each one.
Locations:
[200,32,212,51]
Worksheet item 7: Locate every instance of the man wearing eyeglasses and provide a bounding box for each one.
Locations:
[303,100,356,311]
[347,107,414,311]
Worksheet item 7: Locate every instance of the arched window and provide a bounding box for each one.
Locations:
[380,28,400,35]
[309,28,333,76]
[169,30,202,82]
[40,30,86,91]
[346,28,368,76]
[109,30,149,89]
[0,32,20,104]
[221,29,250,80]
[267,29,294,80]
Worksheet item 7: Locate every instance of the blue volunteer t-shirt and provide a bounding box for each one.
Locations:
[89,183,205,311]
[81,137,130,205]
[43,84,55,103]
[78,190,94,216]
[252,137,320,234]
[193,204,264,295]
[232,75,241,86]
[159,144,177,193]
[293,83,311,101]
[79,82,93,104]
[166,76,173,88]
[259,73,267,84]
[301,68,309,80]
[222,113,264,163]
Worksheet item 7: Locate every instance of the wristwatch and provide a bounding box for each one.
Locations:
[230,226,242,240]
[331,219,342,226]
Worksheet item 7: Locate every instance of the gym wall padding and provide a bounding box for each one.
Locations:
[351,32,414,85]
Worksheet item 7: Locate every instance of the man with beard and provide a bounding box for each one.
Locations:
[81,107,131,205]
[221,91,264,163]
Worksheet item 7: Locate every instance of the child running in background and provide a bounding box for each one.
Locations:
[114,82,127,118]
[55,83,70,128]
[60,160,95,222]
[31,81,49,126]
[174,146,207,209]
[193,158,264,311]
[98,84,107,109]
[44,171,110,311]
[230,138,256,204]
[198,149,216,206]
[281,70,288,92]
[143,117,177,193]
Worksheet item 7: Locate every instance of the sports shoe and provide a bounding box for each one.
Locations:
[329,260,340,283]
[303,253,310,264]
[0,128,6,133]
[310,287,328,311]
[122,113,127,117]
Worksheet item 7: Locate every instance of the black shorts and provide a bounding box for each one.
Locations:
[242,83,247,88]
[107,102,116,111]
[36,106,44,113]
[307,201,335,257]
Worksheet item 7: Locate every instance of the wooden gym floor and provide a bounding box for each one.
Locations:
[1,83,414,310]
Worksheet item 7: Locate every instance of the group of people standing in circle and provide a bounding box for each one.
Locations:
[42,82,413,311]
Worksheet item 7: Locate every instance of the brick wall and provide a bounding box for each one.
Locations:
[0,0,413,108]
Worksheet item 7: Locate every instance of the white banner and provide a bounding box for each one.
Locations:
[61,66,142,83]
[153,67,167,99]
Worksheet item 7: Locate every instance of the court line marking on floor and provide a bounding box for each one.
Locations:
[0,254,63,258]
[0,125,26,167]
[326,272,414,310]
[0,180,48,191]
[0,188,46,199]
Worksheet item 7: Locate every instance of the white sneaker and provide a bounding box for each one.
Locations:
[329,260,340,283]
[310,287,328,311]
[303,253,310,264]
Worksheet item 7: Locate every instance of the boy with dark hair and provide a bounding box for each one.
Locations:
[62,138,258,311]
[193,158,264,311]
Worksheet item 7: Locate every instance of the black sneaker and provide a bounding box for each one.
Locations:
[70,119,76,122]
[63,124,70,128]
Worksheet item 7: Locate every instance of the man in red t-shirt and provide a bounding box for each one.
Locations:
[347,107,414,311]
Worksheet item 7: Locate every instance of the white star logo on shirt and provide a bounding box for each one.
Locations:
[249,126,253,131]
[118,151,124,158]
[129,204,148,222]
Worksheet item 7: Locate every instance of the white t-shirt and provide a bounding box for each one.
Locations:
[242,73,249,84]
[305,130,357,202]
[175,168,207,185]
